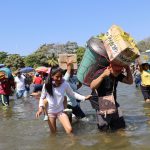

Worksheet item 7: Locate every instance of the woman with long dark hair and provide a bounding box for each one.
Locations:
[36,67,91,134]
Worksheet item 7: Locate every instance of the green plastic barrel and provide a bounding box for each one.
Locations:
[77,41,110,86]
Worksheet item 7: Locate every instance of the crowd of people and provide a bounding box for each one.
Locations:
[0,60,150,135]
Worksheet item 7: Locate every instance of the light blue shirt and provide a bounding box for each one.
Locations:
[63,72,80,107]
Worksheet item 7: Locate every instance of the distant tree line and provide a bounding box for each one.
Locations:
[0,38,150,71]
[137,37,150,52]
[0,41,85,71]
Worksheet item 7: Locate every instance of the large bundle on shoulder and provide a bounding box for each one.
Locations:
[101,25,140,66]
[77,25,141,110]
[77,25,140,86]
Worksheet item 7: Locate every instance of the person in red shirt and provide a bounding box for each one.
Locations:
[0,75,15,106]
[33,73,43,93]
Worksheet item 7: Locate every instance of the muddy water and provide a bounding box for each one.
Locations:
[0,83,150,150]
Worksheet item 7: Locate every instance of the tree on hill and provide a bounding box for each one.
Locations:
[24,42,80,67]
[137,37,150,52]
[76,46,85,64]
[24,54,39,67]
[4,54,25,70]
[0,51,8,64]
[36,44,49,54]
[24,52,48,67]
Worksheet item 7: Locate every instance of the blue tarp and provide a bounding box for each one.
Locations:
[20,67,34,73]
[0,64,5,68]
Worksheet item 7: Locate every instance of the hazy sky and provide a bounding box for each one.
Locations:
[0,0,150,56]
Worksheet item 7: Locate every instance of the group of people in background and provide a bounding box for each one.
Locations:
[0,60,150,135]
[0,67,46,106]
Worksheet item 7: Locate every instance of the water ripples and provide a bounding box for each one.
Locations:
[0,84,150,149]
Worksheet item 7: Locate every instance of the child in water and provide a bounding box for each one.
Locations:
[36,67,91,134]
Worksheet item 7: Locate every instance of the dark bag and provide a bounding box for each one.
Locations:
[98,94,117,117]
[98,79,117,117]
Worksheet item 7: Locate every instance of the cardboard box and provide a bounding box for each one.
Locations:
[58,54,77,70]
[103,25,140,66]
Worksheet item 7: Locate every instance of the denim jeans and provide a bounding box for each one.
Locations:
[16,90,27,99]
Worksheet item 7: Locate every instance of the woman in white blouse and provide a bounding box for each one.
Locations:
[36,67,91,134]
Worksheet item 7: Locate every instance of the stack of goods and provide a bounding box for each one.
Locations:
[101,25,140,66]
[58,54,77,70]
[77,25,140,110]
[77,25,140,86]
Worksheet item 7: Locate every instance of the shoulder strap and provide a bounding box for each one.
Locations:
[112,78,115,93]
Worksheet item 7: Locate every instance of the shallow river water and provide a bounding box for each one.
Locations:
[0,83,150,150]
